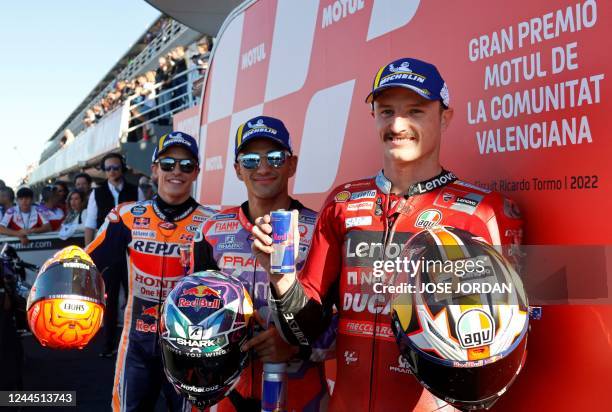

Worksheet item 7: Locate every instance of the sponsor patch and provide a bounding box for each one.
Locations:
[434,189,483,215]
[350,190,376,201]
[186,224,200,233]
[389,355,412,374]
[180,233,194,242]
[212,213,237,220]
[192,214,207,223]
[158,221,177,230]
[60,300,88,314]
[347,201,374,212]
[344,350,359,365]
[456,309,495,349]
[335,191,351,202]
[131,205,147,216]
[414,209,442,229]
[345,216,372,228]
[213,220,241,235]
[133,229,156,239]
[217,235,244,250]
[133,217,151,228]
[454,180,491,193]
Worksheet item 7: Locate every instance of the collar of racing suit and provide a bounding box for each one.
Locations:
[238,198,306,230]
[152,194,198,222]
[375,169,458,197]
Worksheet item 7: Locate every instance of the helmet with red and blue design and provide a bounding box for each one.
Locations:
[160,270,254,408]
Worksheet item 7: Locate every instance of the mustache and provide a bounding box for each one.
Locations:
[384,131,415,140]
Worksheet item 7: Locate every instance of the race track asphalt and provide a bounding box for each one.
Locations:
[19,328,167,412]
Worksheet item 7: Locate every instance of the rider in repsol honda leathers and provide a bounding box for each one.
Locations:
[251,58,524,412]
[191,116,335,412]
[88,132,216,412]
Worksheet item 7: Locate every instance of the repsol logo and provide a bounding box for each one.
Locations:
[132,240,180,256]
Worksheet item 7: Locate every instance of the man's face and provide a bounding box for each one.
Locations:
[75,177,91,193]
[104,157,123,183]
[372,87,453,165]
[152,146,199,201]
[17,196,32,212]
[234,139,296,200]
[0,191,9,206]
[54,184,67,201]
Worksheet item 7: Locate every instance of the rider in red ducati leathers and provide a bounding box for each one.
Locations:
[251,58,523,411]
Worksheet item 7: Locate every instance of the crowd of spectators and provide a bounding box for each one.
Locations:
[82,37,212,135]
[0,171,157,244]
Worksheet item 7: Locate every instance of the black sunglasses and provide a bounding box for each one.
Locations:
[104,165,121,172]
[157,157,198,173]
[237,150,289,170]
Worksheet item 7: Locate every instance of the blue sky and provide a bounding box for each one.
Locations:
[0,0,160,187]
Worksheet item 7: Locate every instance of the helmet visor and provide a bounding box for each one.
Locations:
[406,334,527,409]
[161,343,244,397]
[27,261,104,309]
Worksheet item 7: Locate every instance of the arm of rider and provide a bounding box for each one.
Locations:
[240,311,299,363]
[251,211,300,297]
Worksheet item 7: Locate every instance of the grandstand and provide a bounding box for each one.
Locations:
[28,15,210,186]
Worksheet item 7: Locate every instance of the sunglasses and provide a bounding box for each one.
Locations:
[104,165,122,172]
[157,157,198,173]
[237,150,289,170]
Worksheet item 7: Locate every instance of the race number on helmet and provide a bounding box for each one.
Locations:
[389,226,529,410]
[160,270,254,408]
[27,246,105,350]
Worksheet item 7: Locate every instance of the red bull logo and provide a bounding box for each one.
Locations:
[141,304,160,319]
[179,285,222,309]
[183,285,222,298]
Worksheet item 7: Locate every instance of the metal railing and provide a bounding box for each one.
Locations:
[124,65,203,137]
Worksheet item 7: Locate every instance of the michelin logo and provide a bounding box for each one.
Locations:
[380,73,426,87]
[388,62,412,73]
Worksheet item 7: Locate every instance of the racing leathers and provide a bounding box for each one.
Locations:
[87,196,216,412]
[191,199,336,412]
[268,170,523,412]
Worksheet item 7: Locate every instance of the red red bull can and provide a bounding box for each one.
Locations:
[261,362,287,412]
[270,210,296,275]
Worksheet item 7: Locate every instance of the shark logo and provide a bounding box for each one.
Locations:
[388,61,412,73]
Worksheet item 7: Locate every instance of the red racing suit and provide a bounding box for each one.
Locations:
[269,170,523,412]
[190,199,336,412]
[87,198,216,412]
